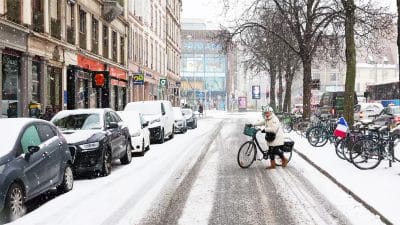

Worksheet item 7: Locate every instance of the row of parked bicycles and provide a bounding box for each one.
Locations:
[276,112,400,170]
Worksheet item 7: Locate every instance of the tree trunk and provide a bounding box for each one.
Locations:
[398,0,400,91]
[284,77,293,113]
[342,0,356,127]
[302,56,312,119]
[277,67,283,112]
[269,67,277,111]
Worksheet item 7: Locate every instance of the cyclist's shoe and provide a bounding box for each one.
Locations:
[281,157,288,168]
[266,160,276,169]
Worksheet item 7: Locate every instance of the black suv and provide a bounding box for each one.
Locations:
[51,108,132,176]
[0,118,73,222]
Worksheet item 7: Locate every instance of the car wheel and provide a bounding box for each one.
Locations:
[169,126,175,139]
[1,183,25,222]
[159,129,165,144]
[140,141,145,156]
[101,148,112,176]
[120,139,132,165]
[57,164,74,193]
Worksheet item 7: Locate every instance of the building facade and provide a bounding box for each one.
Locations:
[0,0,182,118]
[181,20,237,110]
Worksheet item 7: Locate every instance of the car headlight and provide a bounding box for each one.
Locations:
[152,118,161,123]
[131,131,140,137]
[79,142,100,150]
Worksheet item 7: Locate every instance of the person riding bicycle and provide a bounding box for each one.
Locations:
[253,106,288,169]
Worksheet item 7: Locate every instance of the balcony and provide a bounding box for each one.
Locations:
[79,32,86,49]
[67,26,75,44]
[32,13,44,33]
[102,0,123,22]
[51,18,61,39]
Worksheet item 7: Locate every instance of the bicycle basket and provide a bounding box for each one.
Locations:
[243,126,257,136]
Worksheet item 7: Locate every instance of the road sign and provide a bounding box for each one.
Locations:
[160,78,167,87]
[132,73,144,85]
[252,85,260,99]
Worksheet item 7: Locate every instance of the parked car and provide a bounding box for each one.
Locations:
[0,118,73,222]
[354,102,384,122]
[117,111,150,155]
[182,108,197,129]
[172,107,187,133]
[318,91,358,117]
[124,100,175,143]
[291,104,303,114]
[51,108,132,177]
[371,106,400,129]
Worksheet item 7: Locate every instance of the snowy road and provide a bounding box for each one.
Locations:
[9,113,382,225]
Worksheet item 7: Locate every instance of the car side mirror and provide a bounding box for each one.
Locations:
[108,122,119,129]
[25,146,40,160]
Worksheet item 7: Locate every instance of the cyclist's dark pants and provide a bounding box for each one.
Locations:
[268,146,284,160]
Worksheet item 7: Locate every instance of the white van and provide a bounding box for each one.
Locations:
[124,100,175,143]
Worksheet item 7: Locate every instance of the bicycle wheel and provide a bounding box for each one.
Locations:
[392,134,400,162]
[283,122,293,133]
[334,138,346,160]
[350,139,382,170]
[237,141,257,168]
[275,150,293,166]
[307,127,329,147]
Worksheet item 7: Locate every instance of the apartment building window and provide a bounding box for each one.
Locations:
[120,36,125,65]
[330,73,336,82]
[112,31,117,62]
[66,3,75,44]
[79,8,87,49]
[103,25,108,58]
[50,0,61,39]
[32,0,44,32]
[92,17,99,54]
[6,0,21,24]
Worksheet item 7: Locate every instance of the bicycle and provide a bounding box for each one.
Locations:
[349,125,400,170]
[237,124,294,168]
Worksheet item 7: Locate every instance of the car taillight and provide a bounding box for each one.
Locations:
[331,108,336,116]
[394,116,400,124]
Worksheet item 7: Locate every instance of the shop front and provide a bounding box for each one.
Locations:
[0,23,28,118]
[109,66,128,111]
[67,55,109,109]
[1,51,21,118]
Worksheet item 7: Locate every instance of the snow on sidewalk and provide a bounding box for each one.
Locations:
[289,132,400,224]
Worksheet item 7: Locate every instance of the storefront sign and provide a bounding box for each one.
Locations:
[77,55,105,71]
[94,74,106,87]
[159,78,167,87]
[132,73,144,85]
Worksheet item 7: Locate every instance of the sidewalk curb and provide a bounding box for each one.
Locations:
[293,148,393,225]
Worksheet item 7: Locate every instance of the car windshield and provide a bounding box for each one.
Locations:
[52,113,102,130]
[389,107,400,114]
[0,120,25,156]
[182,109,192,116]
[173,108,183,119]
[125,102,160,115]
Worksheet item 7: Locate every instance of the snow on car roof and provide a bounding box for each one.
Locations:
[0,118,41,155]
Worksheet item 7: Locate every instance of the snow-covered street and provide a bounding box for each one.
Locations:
[7,111,400,225]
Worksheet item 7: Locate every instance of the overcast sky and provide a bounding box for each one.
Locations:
[181,0,397,24]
